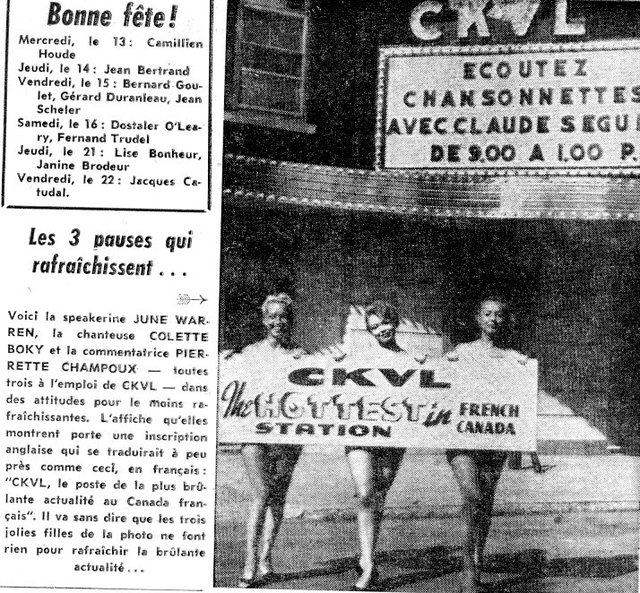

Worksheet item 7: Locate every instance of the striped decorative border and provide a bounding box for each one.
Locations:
[223,154,640,219]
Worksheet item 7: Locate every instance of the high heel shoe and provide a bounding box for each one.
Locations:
[238,565,266,589]
[237,573,274,589]
[352,567,379,591]
[237,576,255,589]
[256,566,275,585]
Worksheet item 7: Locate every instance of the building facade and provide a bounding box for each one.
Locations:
[220,0,640,454]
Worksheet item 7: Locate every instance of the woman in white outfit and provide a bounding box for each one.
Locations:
[447,296,523,593]
[237,294,304,588]
[345,301,414,591]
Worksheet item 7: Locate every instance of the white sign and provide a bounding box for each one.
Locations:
[218,352,538,451]
[376,41,640,175]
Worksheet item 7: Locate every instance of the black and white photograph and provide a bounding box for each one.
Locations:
[214,1,640,592]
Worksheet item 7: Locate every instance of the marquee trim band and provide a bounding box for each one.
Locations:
[223,154,640,220]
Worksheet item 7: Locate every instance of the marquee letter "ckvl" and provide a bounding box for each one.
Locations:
[553,0,585,36]
[454,0,491,38]
[410,1,443,41]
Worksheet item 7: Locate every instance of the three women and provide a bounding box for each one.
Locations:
[233,294,522,592]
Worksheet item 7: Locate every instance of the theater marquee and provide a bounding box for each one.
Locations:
[376,41,640,175]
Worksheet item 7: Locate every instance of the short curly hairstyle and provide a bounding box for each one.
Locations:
[475,295,515,338]
[364,300,400,329]
[261,293,294,318]
[476,295,510,315]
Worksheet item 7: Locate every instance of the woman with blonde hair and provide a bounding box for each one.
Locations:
[345,301,415,591]
[237,293,305,588]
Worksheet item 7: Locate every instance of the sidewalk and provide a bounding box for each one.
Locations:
[214,452,639,591]
[214,450,640,520]
[214,512,639,591]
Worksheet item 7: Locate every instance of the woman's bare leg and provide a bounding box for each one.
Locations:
[347,449,378,588]
[240,445,272,582]
[257,446,302,576]
[449,454,482,593]
[475,460,504,570]
[372,450,404,550]
[531,452,543,473]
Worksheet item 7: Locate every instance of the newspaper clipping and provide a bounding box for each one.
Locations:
[1,0,220,588]
[1,0,639,593]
